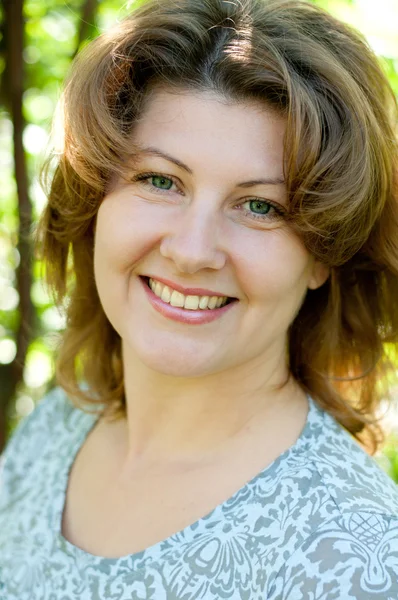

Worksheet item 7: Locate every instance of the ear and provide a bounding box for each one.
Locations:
[308,260,330,290]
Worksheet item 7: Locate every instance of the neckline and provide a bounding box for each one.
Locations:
[53,393,322,568]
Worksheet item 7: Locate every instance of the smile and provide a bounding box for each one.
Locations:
[139,277,238,325]
[148,277,230,310]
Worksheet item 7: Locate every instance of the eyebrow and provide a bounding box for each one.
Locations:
[134,146,285,187]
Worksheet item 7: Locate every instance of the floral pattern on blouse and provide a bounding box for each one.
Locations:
[1,386,398,599]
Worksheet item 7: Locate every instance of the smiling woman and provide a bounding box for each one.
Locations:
[1,0,398,599]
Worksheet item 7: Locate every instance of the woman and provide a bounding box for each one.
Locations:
[1,0,398,598]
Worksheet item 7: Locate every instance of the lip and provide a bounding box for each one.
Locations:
[142,275,235,299]
[139,276,238,325]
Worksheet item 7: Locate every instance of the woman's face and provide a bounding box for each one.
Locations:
[94,89,328,378]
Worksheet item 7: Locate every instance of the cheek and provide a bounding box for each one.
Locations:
[94,195,161,274]
[236,230,311,301]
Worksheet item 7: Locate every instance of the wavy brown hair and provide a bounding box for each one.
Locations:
[36,0,398,452]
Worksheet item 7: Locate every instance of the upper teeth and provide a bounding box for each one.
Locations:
[148,278,229,310]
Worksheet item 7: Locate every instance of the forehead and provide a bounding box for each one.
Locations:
[130,88,286,177]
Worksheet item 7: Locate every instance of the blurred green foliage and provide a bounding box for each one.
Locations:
[0,0,397,477]
[378,434,398,482]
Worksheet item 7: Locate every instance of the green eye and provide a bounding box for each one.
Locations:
[239,198,284,223]
[248,200,271,215]
[132,171,179,194]
[150,176,173,190]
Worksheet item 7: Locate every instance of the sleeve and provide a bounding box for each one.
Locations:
[268,511,398,600]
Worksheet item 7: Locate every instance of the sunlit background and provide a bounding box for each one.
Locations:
[0,0,397,476]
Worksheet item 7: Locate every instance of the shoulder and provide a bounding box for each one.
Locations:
[265,401,398,598]
[0,386,96,498]
[270,398,398,523]
[1,386,69,461]
[306,403,398,518]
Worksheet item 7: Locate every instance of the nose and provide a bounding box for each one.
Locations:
[159,202,227,274]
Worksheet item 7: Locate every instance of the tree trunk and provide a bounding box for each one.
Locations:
[73,0,99,57]
[0,0,34,453]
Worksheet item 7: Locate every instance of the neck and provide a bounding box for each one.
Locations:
[100,339,307,473]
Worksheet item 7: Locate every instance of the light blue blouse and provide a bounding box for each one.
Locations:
[1,386,398,599]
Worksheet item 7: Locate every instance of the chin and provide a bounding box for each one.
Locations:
[124,333,221,378]
[140,352,218,378]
